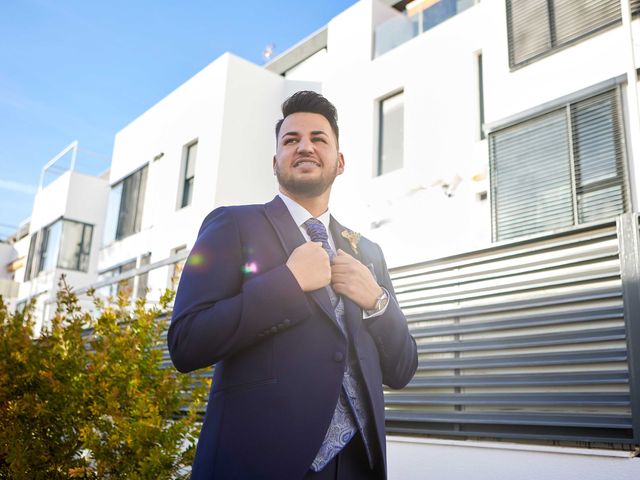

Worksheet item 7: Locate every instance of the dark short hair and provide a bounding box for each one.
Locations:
[275,91,339,145]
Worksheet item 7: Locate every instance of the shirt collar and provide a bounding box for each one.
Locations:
[278,192,331,232]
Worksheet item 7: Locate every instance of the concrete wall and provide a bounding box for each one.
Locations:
[387,437,640,480]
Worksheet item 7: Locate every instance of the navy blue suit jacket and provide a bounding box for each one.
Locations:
[168,196,417,479]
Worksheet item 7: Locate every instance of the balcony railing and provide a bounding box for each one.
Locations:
[374,0,479,57]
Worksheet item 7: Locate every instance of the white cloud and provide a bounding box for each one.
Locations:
[0,178,37,195]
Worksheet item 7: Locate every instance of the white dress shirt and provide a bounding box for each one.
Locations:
[278,192,387,318]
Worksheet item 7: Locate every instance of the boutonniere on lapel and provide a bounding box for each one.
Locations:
[341,229,361,255]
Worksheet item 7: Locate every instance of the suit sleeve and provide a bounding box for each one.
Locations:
[167,207,312,373]
[365,243,418,389]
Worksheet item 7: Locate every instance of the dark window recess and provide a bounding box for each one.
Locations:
[181,142,198,208]
[104,165,148,244]
[117,166,148,239]
[378,91,404,176]
[23,218,94,279]
[490,89,628,242]
[23,234,38,281]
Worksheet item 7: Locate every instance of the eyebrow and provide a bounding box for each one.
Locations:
[281,130,329,138]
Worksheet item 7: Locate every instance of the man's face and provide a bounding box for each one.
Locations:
[273,112,344,199]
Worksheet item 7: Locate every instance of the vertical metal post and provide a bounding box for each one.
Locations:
[617,212,640,442]
[620,0,640,210]
[566,105,580,225]
[70,140,78,172]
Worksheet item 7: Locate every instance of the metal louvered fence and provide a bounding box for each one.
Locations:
[385,213,640,448]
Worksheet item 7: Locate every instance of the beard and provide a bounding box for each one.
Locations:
[275,160,339,198]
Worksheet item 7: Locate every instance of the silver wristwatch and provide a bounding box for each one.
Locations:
[370,288,389,313]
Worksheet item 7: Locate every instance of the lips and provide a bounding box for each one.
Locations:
[293,159,321,167]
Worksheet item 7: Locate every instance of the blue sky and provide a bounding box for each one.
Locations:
[0,0,357,240]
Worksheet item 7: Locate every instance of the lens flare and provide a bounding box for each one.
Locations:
[188,254,204,266]
[242,262,258,274]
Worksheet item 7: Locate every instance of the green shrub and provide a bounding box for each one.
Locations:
[0,276,210,479]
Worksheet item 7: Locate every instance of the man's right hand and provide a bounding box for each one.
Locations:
[286,241,331,292]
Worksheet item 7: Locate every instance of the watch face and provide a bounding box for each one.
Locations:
[376,290,389,311]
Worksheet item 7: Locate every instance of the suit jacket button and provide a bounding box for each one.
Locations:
[333,352,344,362]
[283,319,291,327]
[271,326,278,334]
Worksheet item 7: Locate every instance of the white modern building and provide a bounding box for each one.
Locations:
[4,0,640,478]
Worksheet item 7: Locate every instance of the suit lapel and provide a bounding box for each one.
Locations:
[264,196,338,325]
[329,217,364,334]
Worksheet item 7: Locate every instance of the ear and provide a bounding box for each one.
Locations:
[337,152,345,176]
[272,155,277,175]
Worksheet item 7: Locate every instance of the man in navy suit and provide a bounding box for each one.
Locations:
[168,91,417,479]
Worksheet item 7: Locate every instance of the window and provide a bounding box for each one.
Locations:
[37,221,62,274]
[24,234,38,281]
[506,0,624,68]
[22,218,94,280]
[377,91,404,176]
[104,165,148,243]
[180,141,198,208]
[58,220,93,271]
[490,89,628,241]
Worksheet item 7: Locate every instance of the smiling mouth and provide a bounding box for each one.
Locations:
[293,159,321,168]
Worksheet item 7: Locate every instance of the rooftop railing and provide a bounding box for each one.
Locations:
[374,0,479,58]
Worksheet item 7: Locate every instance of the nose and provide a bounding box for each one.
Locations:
[296,136,313,153]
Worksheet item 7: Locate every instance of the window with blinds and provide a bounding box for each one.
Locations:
[506,0,632,68]
[490,88,628,242]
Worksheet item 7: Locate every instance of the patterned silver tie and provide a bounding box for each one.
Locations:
[303,218,374,471]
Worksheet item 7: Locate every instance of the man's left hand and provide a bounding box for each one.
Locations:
[331,249,383,310]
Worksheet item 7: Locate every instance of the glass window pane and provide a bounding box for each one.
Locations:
[117,172,137,239]
[186,142,197,179]
[379,92,404,176]
[182,178,193,208]
[24,233,38,281]
[573,97,618,186]
[115,165,148,240]
[508,0,552,65]
[578,185,624,223]
[39,220,62,273]
[79,224,93,272]
[58,220,93,272]
[134,166,148,235]
[553,0,621,46]
[104,183,122,244]
[491,110,573,240]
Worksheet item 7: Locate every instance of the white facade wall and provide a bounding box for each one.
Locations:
[0,243,16,280]
[387,437,640,480]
